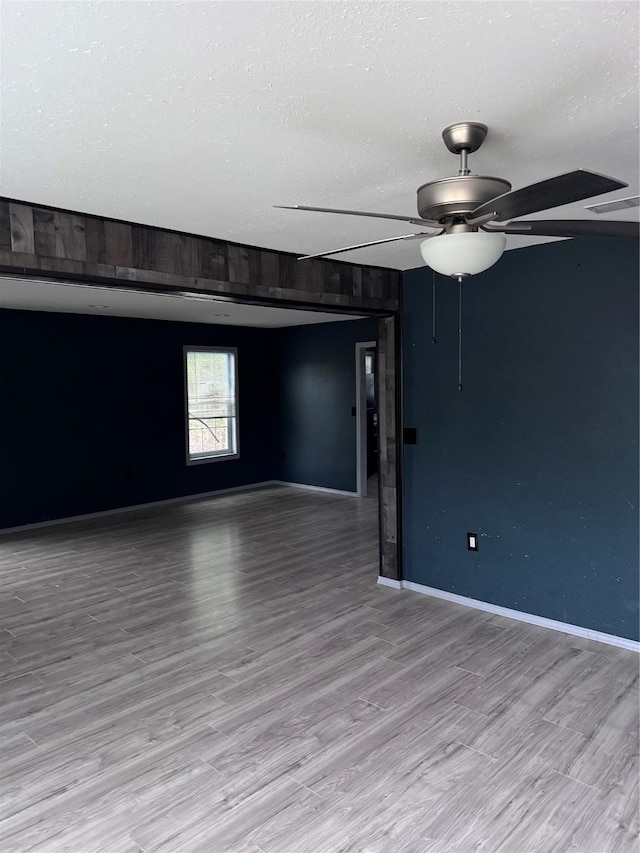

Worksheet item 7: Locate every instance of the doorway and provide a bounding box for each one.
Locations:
[0,201,402,582]
[356,340,378,498]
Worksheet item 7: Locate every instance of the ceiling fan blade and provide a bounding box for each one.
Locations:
[496,219,640,239]
[298,230,443,261]
[471,170,629,221]
[276,205,440,228]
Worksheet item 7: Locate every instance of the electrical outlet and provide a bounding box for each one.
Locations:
[467,532,478,551]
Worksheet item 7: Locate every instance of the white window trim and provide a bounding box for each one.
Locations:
[183,345,240,466]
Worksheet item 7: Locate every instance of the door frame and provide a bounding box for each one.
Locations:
[355,340,377,497]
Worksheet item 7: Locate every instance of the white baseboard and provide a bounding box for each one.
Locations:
[0,481,278,535]
[272,480,358,498]
[377,577,639,653]
[376,576,403,590]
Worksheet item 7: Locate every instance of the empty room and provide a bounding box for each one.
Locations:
[0,2,638,852]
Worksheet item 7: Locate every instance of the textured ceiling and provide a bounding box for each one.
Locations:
[1,1,638,270]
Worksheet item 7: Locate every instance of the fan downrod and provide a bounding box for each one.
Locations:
[415,122,508,220]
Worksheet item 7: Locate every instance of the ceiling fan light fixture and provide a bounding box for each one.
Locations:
[420,231,507,278]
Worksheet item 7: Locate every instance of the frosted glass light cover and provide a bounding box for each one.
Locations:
[420,232,507,278]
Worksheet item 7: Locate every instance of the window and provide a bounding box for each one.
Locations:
[184,347,239,464]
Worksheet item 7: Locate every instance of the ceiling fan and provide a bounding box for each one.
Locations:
[276,122,639,281]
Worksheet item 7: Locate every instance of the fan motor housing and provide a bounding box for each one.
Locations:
[417,175,512,221]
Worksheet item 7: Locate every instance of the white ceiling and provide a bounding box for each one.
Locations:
[0,277,362,327]
[1,1,638,270]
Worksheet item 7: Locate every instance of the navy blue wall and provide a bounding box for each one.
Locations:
[402,239,639,640]
[276,318,378,492]
[1,310,378,527]
[1,309,278,527]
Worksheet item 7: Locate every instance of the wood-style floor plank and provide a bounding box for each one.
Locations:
[1,485,638,852]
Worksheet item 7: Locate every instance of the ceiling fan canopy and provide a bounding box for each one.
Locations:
[276,122,638,280]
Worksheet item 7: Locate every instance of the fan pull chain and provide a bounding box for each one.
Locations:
[458,277,463,391]
[432,270,437,344]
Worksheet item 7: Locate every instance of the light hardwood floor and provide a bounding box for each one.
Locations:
[1,486,638,852]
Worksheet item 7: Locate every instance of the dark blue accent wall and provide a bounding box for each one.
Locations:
[276,318,378,492]
[1,309,278,528]
[402,239,639,640]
